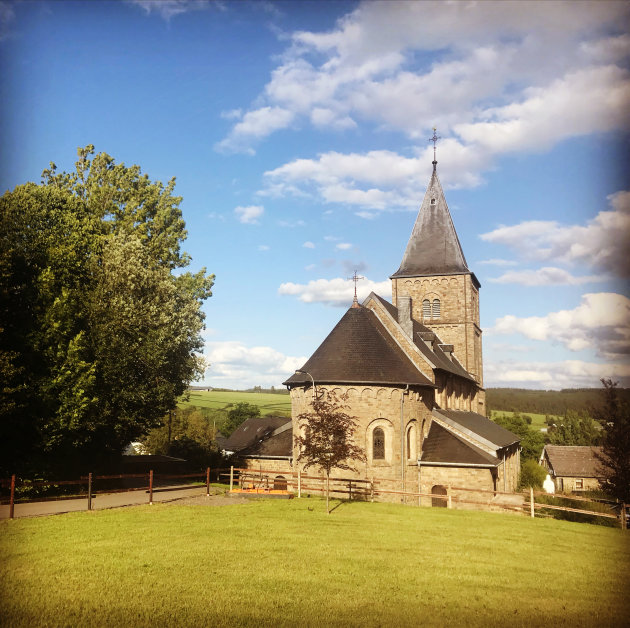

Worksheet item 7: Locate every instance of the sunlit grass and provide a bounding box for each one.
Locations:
[490,409,558,430]
[1,499,628,627]
[179,390,291,417]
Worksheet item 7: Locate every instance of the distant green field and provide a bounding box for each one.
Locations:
[1,499,628,626]
[491,409,557,431]
[180,390,292,417]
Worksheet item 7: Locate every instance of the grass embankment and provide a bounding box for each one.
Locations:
[179,390,291,417]
[490,409,558,431]
[1,499,628,627]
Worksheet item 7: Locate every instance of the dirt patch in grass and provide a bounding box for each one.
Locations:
[167,493,250,507]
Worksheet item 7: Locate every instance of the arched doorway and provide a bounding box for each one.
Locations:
[273,475,287,491]
[431,484,447,507]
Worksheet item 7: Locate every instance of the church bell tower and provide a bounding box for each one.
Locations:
[390,134,483,385]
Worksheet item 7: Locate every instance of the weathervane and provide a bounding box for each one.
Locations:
[348,270,365,308]
[429,126,440,169]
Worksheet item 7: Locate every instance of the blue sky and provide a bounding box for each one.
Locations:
[2,0,629,390]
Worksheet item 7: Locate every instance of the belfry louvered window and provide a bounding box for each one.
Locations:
[373,428,385,460]
[422,299,431,319]
[432,299,441,318]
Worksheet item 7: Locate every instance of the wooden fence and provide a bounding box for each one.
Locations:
[2,466,626,530]
[224,466,627,529]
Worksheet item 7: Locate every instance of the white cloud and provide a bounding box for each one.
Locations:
[215,106,295,153]
[336,242,352,250]
[485,359,630,389]
[489,267,606,286]
[202,341,307,390]
[130,0,210,21]
[217,1,630,164]
[234,205,264,225]
[257,245,270,251]
[481,191,630,277]
[491,292,630,359]
[303,241,315,249]
[278,276,390,307]
[478,258,518,267]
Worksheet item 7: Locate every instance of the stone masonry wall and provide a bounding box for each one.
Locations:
[392,274,483,386]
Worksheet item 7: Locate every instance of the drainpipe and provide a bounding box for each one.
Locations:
[503,451,507,492]
[401,385,409,499]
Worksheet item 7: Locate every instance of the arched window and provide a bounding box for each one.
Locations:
[422,299,431,319]
[406,428,412,459]
[432,298,441,318]
[373,428,385,460]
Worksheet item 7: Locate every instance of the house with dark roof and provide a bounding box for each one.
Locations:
[242,154,521,505]
[540,445,604,493]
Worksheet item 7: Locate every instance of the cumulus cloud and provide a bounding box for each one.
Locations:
[257,245,270,251]
[202,341,307,390]
[489,267,606,286]
[234,205,264,224]
[216,0,630,173]
[303,241,315,249]
[336,242,352,250]
[481,191,630,278]
[216,106,295,153]
[485,359,630,389]
[278,276,390,307]
[491,292,630,359]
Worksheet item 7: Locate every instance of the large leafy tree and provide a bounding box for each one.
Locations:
[294,392,365,514]
[593,379,630,502]
[0,146,214,477]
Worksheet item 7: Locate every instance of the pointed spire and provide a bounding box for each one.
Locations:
[391,150,469,278]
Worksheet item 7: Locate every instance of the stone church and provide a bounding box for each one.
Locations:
[229,157,521,503]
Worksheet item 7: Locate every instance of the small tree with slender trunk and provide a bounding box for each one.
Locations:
[294,391,365,514]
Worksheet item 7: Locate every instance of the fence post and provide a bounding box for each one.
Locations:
[297,468,301,498]
[9,474,15,519]
[149,470,154,505]
[370,478,374,503]
[229,466,234,492]
[206,467,210,497]
[447,490,452,509]
[349,480,352,501]
[622,503,627,531]
[530,487,535,518]
[87,472,92,511]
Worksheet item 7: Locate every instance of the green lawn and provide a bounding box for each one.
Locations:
[1,499,628,627]
[180,390,292,417]
[491,409,557,431]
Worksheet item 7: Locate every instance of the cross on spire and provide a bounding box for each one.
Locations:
[348,270,365,308]
[429,126,440,170]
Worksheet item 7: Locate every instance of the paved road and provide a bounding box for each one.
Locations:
[0,485,212,519]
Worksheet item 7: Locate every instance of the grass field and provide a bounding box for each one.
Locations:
[1,499,628,627]
[179,390,292,417]
[490,409,558,431]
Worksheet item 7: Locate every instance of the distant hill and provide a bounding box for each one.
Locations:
[486,387,630,417]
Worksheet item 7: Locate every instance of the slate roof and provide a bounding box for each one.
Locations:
[391,167,474,280]
[543,445,604,478]
[433,409,520,449]
[245,428,293,458]
[283,305,434,388]
[223,416,291,454]
[368,293,475,381]
[420,422,499,466]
